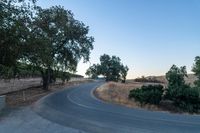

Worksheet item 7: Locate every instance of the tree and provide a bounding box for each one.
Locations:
[26,6,94,90]
[0,1,94,90]
[166,65,187,88]
[0,0,35,78]
[85,64,99,79]
[99,54,122,81]
[165,64,200,113]
[120,65,129,83]
[165,65,188,99]
[192,56,200,87]
[86,54,129,82]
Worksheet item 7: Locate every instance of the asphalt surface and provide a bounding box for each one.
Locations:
[0,107,88,133]
[34,81,200,133]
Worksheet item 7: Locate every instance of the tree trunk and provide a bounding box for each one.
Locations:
[41,68,50,91]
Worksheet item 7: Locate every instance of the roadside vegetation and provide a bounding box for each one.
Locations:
[0,0,94,90]
[129,56,200,113]
[129,85,164,105]
[86,54,129,83]
[134,76,164,83]
[1,1,200,114]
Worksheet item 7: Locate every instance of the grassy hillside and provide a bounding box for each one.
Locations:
[133,74,197,86]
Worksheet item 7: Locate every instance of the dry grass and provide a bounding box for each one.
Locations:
[95,82,163,111]
[147,74,197,86]
[94,74,198,113]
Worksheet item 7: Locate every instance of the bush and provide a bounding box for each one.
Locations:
[164,84,190,101]
[129,85,164,105]
[172,87,200,113]
[165,84,200,113]
[134,77,163,83]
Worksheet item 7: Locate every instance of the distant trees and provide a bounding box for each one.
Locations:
[85,64,99,79]
[86,54,129,83]
[134,76,163,83]
[120,65,129,83]
[0,1,94,90]
[192,56,200,87]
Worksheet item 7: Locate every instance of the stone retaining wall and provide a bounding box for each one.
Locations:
[0,78,42,95]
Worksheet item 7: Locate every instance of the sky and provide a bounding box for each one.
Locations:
[37,0,200,79]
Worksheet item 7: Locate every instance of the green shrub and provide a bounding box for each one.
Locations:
[129,85,164,105]
[173,87,200,113]
[165,84,200,113]
[164,84,190,101]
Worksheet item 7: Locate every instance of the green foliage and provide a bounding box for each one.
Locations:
[129,85,164,105]
[120,65,129,83]
[0,65,15,79]
[165,65,188,99]
[192,56,200,87]
[173,87,200,113]
[28,6,94,71]
[0,62,41,79]
[165,64,200,113]
[99,54,121,81]
[166,65,187,88]
[134,76,163,83]
[0,1,94,90]
[85,64,99,79]
[0,0,34,69]
[86,54,129,82]
[28,6,94,90]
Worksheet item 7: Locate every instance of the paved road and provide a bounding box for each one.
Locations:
[0,107,88,133]
[34,82,200,133]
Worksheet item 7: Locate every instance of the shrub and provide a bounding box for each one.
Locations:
[172,87,200,113]
[165,85,200,113]
[165,65,200,113]
[164,84,190,101]
[134,77,163,83]
[129,85,164,105]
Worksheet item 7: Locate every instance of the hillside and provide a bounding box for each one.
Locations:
[134,74,197,85]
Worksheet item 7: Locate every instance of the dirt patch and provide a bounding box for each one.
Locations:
[6,80,93,107]
[94,82,183,113]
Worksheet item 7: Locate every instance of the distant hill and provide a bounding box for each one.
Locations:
[146,74,197,85]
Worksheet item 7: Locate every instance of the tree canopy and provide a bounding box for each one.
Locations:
[86,54,129,83]
[165,65,189,100]
[166,65,187,88]
[0,1,94,90]
[85,64,99,79]
[192,56,200,87]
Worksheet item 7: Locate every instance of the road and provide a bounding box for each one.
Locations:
[33,81,200,133]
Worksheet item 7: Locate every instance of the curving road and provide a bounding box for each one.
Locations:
[33,82,200,133]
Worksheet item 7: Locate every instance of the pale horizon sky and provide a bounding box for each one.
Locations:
[37,0,200,79]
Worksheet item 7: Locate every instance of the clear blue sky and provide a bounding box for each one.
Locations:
[37,0,200,79]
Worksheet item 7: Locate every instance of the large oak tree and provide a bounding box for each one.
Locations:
[0,1,94,90]
[27,6,94,90]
